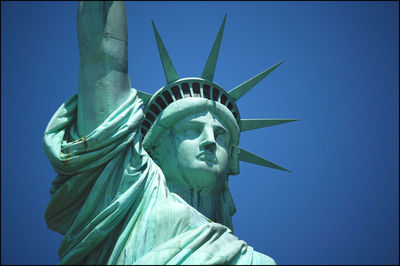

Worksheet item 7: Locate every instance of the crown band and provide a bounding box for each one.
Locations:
[140,77,241,138]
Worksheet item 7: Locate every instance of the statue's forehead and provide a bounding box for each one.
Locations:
[174,111,228,129]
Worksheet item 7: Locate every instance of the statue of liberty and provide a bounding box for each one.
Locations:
[43,2,296,264]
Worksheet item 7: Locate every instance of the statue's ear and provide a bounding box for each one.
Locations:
[228,146,240,175]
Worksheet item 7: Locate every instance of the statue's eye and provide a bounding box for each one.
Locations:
[182,128,199,139]
[215,128,229,147]
[173,122,203,140]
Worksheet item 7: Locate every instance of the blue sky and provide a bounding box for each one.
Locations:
[1,1,398,265]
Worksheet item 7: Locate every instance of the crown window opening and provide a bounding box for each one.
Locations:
[171,86,182,100]
[181,83,191,98]
[146,112,156,122]
[220,93,228,105]
[154,102,163,112]
[162,90,174,104]
[192,82,201,97]
[141,128,147,136]
[200,83,205,98]
[232,112,238,119]
[150,104,161,115]
[156,96,167,109]
[143,120,151,129]
[189,85,195,98]
[203,84,211,99]
[212,87,220,101]
[227,102,233,110]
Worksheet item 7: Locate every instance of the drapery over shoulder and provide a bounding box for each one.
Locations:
[43,88,276,265]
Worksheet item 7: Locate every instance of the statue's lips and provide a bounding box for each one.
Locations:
[196,152,217,164]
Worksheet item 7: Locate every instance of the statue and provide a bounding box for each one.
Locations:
[43,2,297,264]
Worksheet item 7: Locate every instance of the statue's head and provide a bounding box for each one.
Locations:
[140,78,240,196]
[136,16,296,227]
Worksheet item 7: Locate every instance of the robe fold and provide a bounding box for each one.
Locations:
[43,88,276,265]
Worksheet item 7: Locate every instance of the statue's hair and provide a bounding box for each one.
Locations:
[142,97,240,175]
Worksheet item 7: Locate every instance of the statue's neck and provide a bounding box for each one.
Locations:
[167,182,220,222]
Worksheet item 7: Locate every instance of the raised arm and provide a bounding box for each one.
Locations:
[77,1,131,137]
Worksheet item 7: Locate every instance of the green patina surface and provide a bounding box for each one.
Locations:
[44,1,297,264]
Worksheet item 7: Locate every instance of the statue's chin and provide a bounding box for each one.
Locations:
[160,156,227,195]
[180,163,226,193]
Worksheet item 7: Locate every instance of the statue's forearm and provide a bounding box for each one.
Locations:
[77,1,131,137]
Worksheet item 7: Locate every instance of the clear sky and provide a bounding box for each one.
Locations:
[1,1,398,265]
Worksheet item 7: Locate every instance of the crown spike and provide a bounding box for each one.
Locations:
[241,118,299,132]
[239,147,290,172]
[136,90,152,106]
[228,60,284,101]
[152,20,179,84]
[201,14,227,81]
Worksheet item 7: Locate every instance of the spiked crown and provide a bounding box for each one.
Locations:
[138,15,297,173]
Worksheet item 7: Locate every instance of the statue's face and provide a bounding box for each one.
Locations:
[157,111,231,195]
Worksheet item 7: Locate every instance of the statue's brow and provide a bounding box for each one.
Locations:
[214,124,228,133]
[184,119,227,132]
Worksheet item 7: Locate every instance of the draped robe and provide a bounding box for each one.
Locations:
[43,88,276,265]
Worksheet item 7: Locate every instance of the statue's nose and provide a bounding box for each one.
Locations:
[203,141,217,152]
[201,127,217,152]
